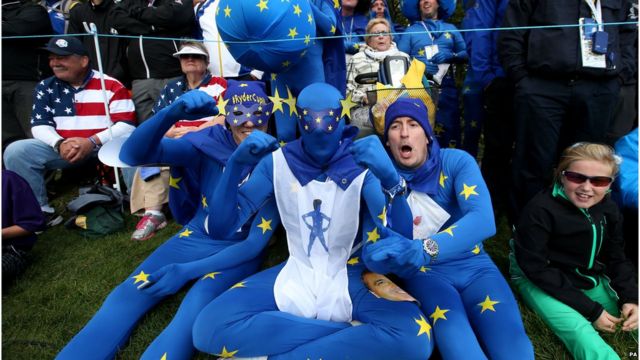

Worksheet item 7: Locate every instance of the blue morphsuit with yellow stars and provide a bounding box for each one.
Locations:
[192,83,433,360]
[57,83,281,360]
[362,97,534,360]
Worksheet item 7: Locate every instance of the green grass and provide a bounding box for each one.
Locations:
[2,193,637,359]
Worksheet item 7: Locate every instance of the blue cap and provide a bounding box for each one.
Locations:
[224,80,273,127]
[384,97,434,141]
[43,36,88,56]
[296,83,343,134]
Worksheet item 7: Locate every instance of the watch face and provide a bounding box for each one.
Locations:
[423,239,438,256]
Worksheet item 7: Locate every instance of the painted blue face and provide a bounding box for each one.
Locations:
[225,102,273,127]
[296,106,342,134]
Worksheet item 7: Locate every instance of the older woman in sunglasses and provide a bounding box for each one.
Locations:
[511,142,638,359]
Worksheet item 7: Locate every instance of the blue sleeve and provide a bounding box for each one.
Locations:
[431,150,496,260]
[615,129,639,209]
[451,27,468,61]
[310,0,338,36]
[465,0,498,86]
[208,154,275,239]
[119,106,200,167]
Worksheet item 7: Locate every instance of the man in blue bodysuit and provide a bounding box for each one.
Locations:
[360,97,534,359]
[397,0,467,149]
[57,82,280,360]
[192,83,432,360]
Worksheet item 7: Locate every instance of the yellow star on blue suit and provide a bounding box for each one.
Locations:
[223,4,231,17]
[231,281,246,289]
[459,183,479,200]
[217,96,229,115]
[216,346,239,358]
[415,315,432,339]
[418,49,425,56]
[304,34,311,45]
[472,244,481,254]
[293,4,301,15]
[169,176,182,189]
[439,171,448,188]
[330,24,336,34]
[283,87,298,116]
[367,227,380,243]
[288,27,298,39]
[340,93,357,119]
[347,257,359,265]
[307,13,313,24]
[202,271,222,280]
[257,217,272,234]
[160,352,167,360]
[132,270,149,284]
[439,224,457,236]
[333,0,340,8]
[269,88,285,113]
[378,206,387,225]
[478,295,499,313]
[444,32,451,39]
[430,306,449,325]
[179,228,193,238]
[419,266,430,272]
[256,0,268,12]
[201,195,208,208]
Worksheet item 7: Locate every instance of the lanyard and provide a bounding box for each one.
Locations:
[584,0,603,30]
[420,21,435,43]
[342,16,354,42]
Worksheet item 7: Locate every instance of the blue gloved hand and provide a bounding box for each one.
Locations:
[344,40,360,54]
[431,49,454,64]
[137,263,192,298]
[230,131,279,165]
[425,61,439,75]
[363,235,429,278]
[165,90,219,123]
[350,135,399,189]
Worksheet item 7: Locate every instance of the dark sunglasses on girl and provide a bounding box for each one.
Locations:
[562,170,614,187]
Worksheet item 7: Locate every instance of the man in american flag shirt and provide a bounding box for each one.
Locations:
[3,36,136,226]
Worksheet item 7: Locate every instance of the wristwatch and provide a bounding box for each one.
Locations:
[422,238,439,261]
[382,176,407,200]
[53,139,64,154]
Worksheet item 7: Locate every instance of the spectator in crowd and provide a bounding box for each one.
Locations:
[461,0,513,216]
[369,0,404,36]
[111,0,194,122]
[511,142,638,359]
[346,18,409,136]
[193,0,263,80]
[193,83,433,359]
[500,0,636,217]
[614,128,638,269]
[2,0,53,150]
[67,0,130,86]
[129,41,227,241]
[2,170,46,286]
[358,97,534,359]
[57,82,277,360]
[3,37,136,227]
[341,0,369,57]
[398,0,467,149]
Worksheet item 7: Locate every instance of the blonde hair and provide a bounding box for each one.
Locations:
[365,18,392,45]
[554,142,619,182]
[179,40,210,64]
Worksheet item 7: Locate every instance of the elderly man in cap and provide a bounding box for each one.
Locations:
[3,36,136,226]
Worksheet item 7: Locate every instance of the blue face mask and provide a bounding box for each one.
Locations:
[300,120,345,164]
[296,106,342,134]
[225,102,273,127]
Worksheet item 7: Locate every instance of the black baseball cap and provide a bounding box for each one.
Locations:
[43,36,89,56]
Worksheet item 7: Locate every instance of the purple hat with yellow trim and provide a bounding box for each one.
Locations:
[223,80,273,127]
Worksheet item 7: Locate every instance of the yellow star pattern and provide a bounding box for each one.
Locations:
[216,96,229,115]
[202,271,222,280]
[271,73,277,81]
[269,88,285,113]
[332,0,340,8]
[288,27,298,39]
[415,315,432,339]
[169,176,182,189]
[179,228,193,238]
[440,224,457,236]
[459,183,479,200]
[282,60,291,67]
[231,281,246,289]
[418,49,425,56]
[239,83,248,87]
[215,346,239,358]
[347,257,359,265]
[478,295,499,313]
[472,244,481,254]
[132,270,149,284]
[293,4,301,15]
[279,140,286,147]
[419,266,430,272]
[471,120,478,128]
[201,195,208,208]
[256,0,268,12]
[444,32,451,39]
[330,24,336,34]
[223,5,231,17]
[439,171,448,188]
[340,93,357,119]
[161,353,167,360]
[430,306,450,325]
[377,206,387,225]
[367,227,380,243]
[307,13,313,23]
[283,87,298,116]
[257,217,272,234]
[304,34,311,45]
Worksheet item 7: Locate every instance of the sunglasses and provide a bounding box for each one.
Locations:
[562,171,614,187]
[180,54,206,60]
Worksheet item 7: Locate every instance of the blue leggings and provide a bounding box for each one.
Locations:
[403,254,534,360]
[57,226,261,360]
[193,260,433,360]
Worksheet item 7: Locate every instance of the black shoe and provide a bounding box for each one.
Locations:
[43,211,63,227]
